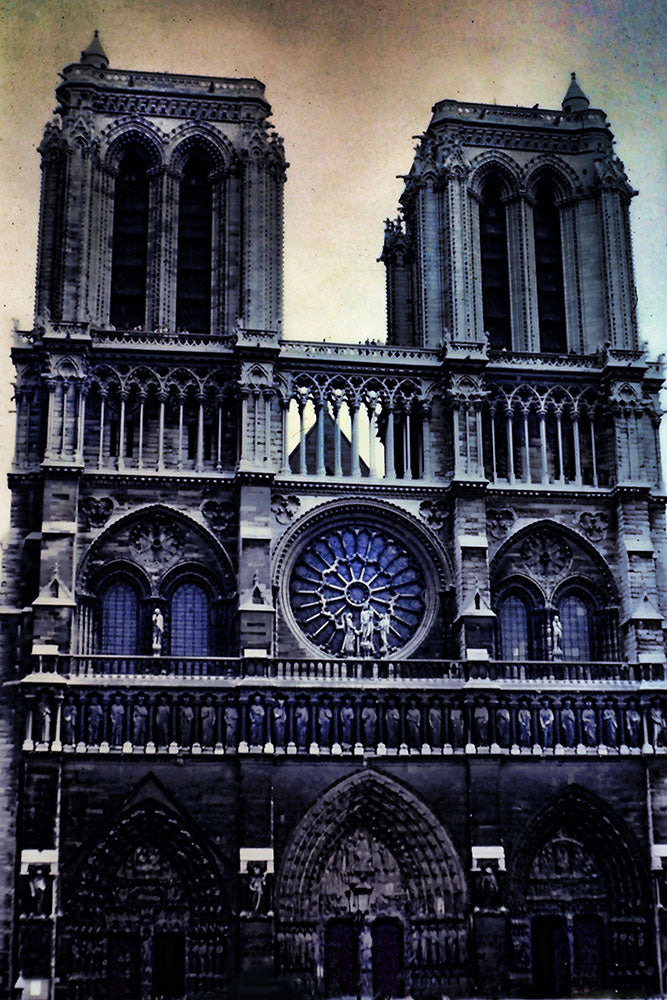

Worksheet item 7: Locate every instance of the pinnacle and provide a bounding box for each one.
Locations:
[80,29,109,69]
[562,71,590,113]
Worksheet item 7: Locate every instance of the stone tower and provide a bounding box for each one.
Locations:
[1,37,666,1000]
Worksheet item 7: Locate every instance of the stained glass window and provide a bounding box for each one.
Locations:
[559,594,591,661]
[498,594,530,660]
[101,581,139,654]
[170,582,210,656]
[289,527,426,657]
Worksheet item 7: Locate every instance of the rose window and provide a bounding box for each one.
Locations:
[289,527,426,657]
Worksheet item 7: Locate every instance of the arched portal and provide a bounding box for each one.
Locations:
[507,785,653,997]
[59,796,231,1000]
[276,770,469,999]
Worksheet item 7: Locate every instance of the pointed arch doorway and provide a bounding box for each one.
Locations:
[275,770,469,999]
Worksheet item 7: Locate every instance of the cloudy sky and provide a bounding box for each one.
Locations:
[0,0,664,531]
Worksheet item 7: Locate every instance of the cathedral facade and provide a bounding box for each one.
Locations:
[1,33,666,1000]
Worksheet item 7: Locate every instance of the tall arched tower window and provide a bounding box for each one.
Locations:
[176,158,213,334]
[110,151,150,329]
[498,593,530,660]
[534,181,566,353]
[479,178,511,349]
[170,582,210,656]
[101,580,140,654]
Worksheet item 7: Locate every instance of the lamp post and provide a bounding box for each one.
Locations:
[346,881,372,1000]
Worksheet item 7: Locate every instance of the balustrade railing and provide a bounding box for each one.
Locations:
[27,654,664,684]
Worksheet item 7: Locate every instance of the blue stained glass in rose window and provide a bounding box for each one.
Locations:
[289,527,426,657]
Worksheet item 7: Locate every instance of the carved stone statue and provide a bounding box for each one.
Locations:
[110,696,125,745]
[651,704,665,747]
[249,696,265,746]
[474,704,489,744]
[248,862,268,914]
[132,696,147,745]
[626,702,641,747]
[582,703,597,746]
[63,700,77,744]
[87,697,103,745]
[179,698,194,745]
[478,865,501,908]
[273,699,287,747]
[552,612,563,659]
[385,701,400,748]
[603,704,618,746]
[340,612,358,656]
[340,700,354,749]
[496,706,510,747]
[155,696,170,745]
[428,705,442,747]
[318,702,332,747]
[37,698,51,743]
[224,704,239,748]
[200,696,215,745]
[561,699,576,747]
[28,867,48,916]
[518,706,532,746]
[450,705,464,747]
[406,701,421,748]
[152,606,164,656]
[359,601,375,657]
[539,702,555,747]
[377,611,392,656]
[362,704,377,747]
[295,701,309,748]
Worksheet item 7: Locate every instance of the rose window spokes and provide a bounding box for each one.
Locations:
[289,527,426,657]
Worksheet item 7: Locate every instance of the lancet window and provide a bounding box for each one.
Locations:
[534,181,567,353]
[100,579,140,655]
[176,157,213,334]
[169,581,211,657]
[479,178,511,349]
[109,151,150,330]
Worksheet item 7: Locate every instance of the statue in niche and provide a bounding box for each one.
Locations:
[295,700,309,748]
[200,696,215,745]
[110,696,125,745]
[28,867,48,915]
[273,699,286,746]
[478,865,501,908]
[377,611,392,657]
[651,704,665,747]
[179,698,194,745]
[224,703,239,748]
[518,705,532,746]
[385,700,400,748]
[87,696,103,744]
[474,704,489,744]
[37,698,51,743]
[249,696,265,746]
[359,601,375,657]
[551,613,563,660]
[560,699,576,747]
[248,861,268,914]
[450,704,464,747]
[340,699,354,749]
[155,696,170,745]
[340,612,358,657]
[362,704,377,747]
[318,701,332,747]
[428,704,442,747]
[63,700,77,744]
[132,696,147,745]
[603,704,618,746]
[539,702,554,747]
[626,701,641,747]
[406,700,421,748]
[151,606,164,656]
[359,925,372,968]
[582,702,597,746]
[496,705,510,747]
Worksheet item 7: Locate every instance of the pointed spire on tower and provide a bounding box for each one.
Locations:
[562,71,590,113]
[80,30,108,69]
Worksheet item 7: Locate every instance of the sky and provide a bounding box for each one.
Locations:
[0,0,664,534]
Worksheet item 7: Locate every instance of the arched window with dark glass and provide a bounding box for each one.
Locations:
[110,151,150,329]
[497,593,530,660]
[558,593,591,661]
[534,181,566,353]
[170,581,210,656]
[176,157,212,334]
[101,580,139,654]
[479,178,511,348]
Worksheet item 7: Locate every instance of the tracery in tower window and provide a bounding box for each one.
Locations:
[534,181,567,353]
[176,157,213,334]
[110,151,150,330]
[479,178,512,349]
[289,526,426,657]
